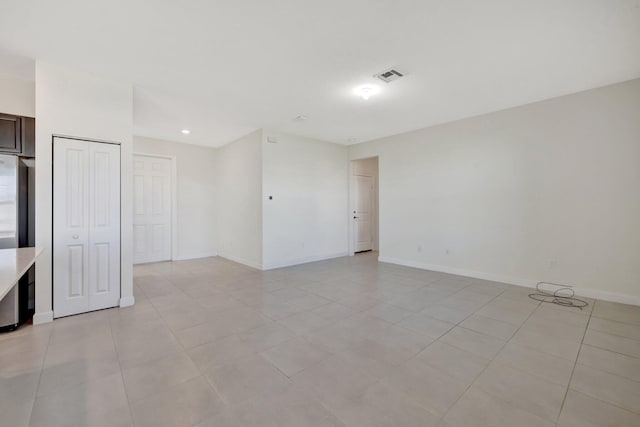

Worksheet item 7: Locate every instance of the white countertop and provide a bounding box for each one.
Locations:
[0,247,43,301]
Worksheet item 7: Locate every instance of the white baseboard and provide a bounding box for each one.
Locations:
[217,254,263,270]
[33,311,54,325]
[119,296,135,307]
[378,255,640,307]
[378,256,534,286]
[262,252,349,270]
[571,288,640,307]
[172,252,218,261]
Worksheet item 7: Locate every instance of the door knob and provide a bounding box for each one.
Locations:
[72,234,79,239]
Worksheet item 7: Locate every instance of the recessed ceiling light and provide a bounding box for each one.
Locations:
[293,115,307,122]
[181,129,190,134]
[353,84,380,100]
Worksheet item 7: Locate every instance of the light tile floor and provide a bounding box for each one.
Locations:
[2,253,640,426]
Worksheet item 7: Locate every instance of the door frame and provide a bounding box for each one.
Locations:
[133,152,177,262]
[348,156,379,256]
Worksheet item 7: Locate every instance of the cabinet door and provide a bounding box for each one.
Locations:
[0,115,21,153]
[53,138,90,317]
[88,142,121,311]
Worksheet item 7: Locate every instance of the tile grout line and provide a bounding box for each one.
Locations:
[437,291,545,425]
[425,282,524,344]
[118,280,208,424]
[151,291,225,381]
[399,280,513,357]
[555,299,595,424]
[556,302,640,417]
[380,281,524,423]
[108,317,139,427]
[135,264,236,425]
[26,324,54,426]
[251,274,455,424]
[579,341,640,365]
[196,262,366,423]
[154,265,333,420]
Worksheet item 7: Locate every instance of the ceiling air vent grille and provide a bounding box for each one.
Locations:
[375,68,404,83]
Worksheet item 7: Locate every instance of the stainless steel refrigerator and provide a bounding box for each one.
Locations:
[0,154,35,331]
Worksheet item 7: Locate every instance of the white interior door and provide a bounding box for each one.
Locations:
[133,155,171,264]
[87,142,121,311]
[354,175,373,252]
[53,138,90,317]
[53,137,120,318]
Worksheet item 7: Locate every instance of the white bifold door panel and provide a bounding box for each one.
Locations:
[354,175,373,252]
[133,155,171,264]
[53,137,121,318]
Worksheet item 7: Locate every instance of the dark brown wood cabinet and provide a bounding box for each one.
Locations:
[0,113,35,156]
[20,117,35,157]
[0,114,22,152]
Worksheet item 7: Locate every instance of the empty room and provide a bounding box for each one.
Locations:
[0,1,639,426]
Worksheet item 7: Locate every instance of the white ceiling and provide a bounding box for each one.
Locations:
[1,0,639,147]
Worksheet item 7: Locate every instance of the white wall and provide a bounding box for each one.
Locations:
[216,130,263,269]
[262,131,349,269]
[349,78,640,304]
[0,77,35,117]
[133,136,217,260]
[351,157,379,251]
[35,61,134,323]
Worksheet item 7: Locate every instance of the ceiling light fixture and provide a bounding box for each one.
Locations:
[181,129,190,134]
[375,68,405,83]
[353,84,380,100]
[293,115,307,122]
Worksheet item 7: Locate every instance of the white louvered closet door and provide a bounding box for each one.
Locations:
[53,137,121,318]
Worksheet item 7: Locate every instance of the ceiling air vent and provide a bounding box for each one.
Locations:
[375,68,404,83]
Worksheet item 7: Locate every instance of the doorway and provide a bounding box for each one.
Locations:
[133,154,173,264]
[350,157,378,254]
